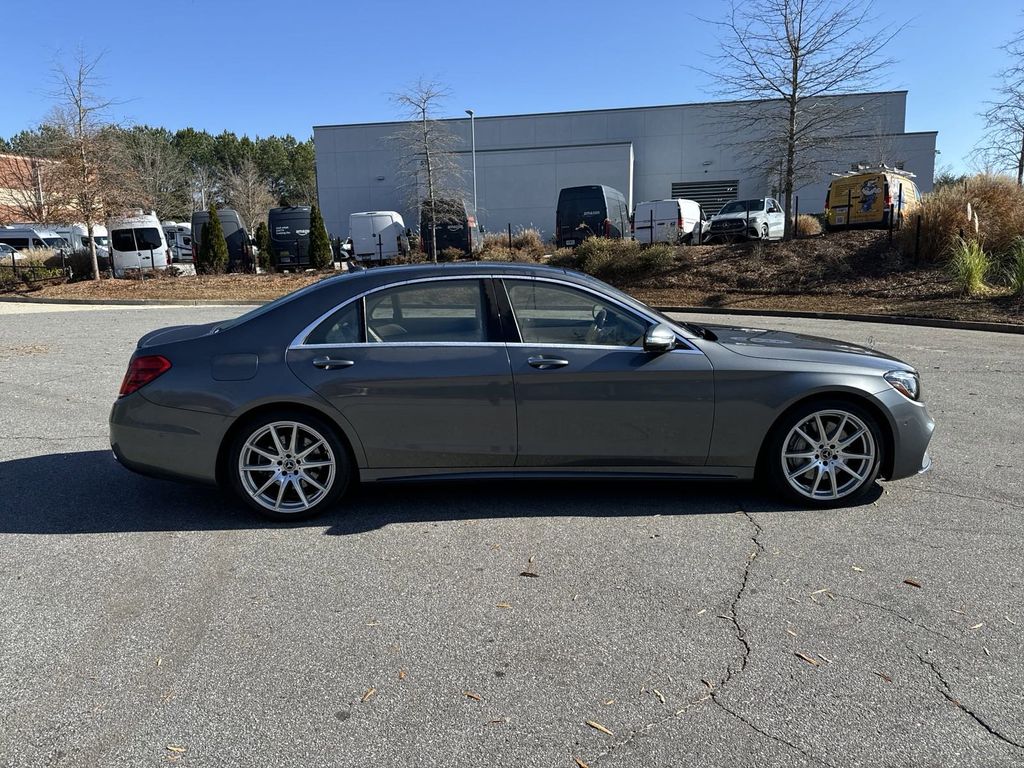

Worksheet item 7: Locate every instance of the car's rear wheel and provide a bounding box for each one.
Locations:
[766,401,883,507]
[228,412,351,520]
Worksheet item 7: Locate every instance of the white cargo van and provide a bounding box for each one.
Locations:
[0,226,72,255]
[347,211,408,263]
[107,210,170,277]
[161,221,193,263]
[632,199,706,244]
[53,223,109,261]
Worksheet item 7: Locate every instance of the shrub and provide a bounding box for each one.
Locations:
[254,221,271,271]
[573,238,675,284]
[438,247,464,263]
[197,205,229,274]
[902,174,1024,263]
[308,204,333,270]
[1006,237,1024,297]
[795,214,823,237]
[947,237,990,296]
[547,248,580,269]
[511,227,545,255]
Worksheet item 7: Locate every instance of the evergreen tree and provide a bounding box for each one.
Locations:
[308,204,332,270]
[254,220,271,271]
[198,205,229,274]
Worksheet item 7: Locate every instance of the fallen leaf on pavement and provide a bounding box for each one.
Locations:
[603,699,615,705]
[496,602,512,609]
[702,679,714,690]
[653,689,665,704]
[786,629,797,637]
[1006,616,1017,625]
[811,588,830,595]
[696,608,707,616]
[574,758,591,768]
[903,579,922,588]
[874,672,893,683]
[585,720,614,736]
[970,623,985,630]
[166,745,186,753]
[361,687,376,702]
[519,571,540,578]
[464,691,482,701]
[795,652,820,667]
[528,555,535,564]
[818,653,834,664]
[852,566,864,572]
[398,669,407,680]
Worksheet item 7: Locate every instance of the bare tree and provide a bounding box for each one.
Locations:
[222,153,275,233]
[701,0,900,238]
[976,27,1024,185]
[390,79,464,262]
[119,127,191,219]
[46,50,132,279]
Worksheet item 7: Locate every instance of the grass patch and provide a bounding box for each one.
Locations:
[795,214,823,237]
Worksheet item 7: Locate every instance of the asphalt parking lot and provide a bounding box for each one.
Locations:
[1,302,1022,768]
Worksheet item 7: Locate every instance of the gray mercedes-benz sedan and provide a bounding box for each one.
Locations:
[110,262,934,520]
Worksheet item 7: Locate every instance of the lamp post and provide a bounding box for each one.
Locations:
[465,109,477,215]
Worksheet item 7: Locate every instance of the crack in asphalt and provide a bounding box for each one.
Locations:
[915,651,1024,752]
[831,592,955,642]
[901,485,1024,512]
[588,510,830,766]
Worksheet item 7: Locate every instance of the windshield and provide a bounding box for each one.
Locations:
[718,199,764,215]
[84,236,109,247]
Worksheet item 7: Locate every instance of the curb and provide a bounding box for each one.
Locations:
[2,294,1021,335]
[654,305,1024,335]
[0,296,260,307]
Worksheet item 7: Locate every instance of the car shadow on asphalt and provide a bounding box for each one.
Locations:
[0,450,880,535]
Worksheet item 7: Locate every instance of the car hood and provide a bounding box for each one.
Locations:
[708,324,911,369]
[137,321,219,349]
[711,211,765,222]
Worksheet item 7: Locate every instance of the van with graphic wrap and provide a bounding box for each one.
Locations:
[825,167,921,230]
[268,206,312,268]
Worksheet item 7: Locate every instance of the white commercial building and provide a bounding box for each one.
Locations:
[313,90,937,239]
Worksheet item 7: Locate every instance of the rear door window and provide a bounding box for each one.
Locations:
[364,280,490,344]
[111,230,137,251]
[305,301,364,345]
[135,228,163,250]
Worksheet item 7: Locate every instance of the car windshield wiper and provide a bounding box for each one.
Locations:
[680,322,717,341]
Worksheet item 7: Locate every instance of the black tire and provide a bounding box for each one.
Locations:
[760,223,770,240]
[764,399,884,508]
[227,409,352,521]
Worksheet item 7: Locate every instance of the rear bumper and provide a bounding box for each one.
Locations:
[109,393,229,484]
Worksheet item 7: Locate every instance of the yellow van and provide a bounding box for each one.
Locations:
[825,168,921,230]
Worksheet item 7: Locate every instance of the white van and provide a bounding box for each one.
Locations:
[0,226,72,255]
[107,210,170,277]
[632,199,706,244]
[347,211,409,263]
[53,223,109,261]
[161,221,193,263]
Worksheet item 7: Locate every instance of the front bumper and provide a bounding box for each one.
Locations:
[109,393,229,485]
[875,387,935,481]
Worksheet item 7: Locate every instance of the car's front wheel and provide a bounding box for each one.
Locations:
[228,411,351,520]
[766,401,883,507]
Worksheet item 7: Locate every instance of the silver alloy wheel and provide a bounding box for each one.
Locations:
[781,409,877,501]
[238,421,336,514]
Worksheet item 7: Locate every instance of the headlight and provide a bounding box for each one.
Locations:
[884,370,920,401]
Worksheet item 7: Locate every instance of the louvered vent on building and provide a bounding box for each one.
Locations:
[670,180,739,213]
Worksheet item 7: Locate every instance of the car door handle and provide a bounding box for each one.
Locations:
[527,356,570,370]
[312,357,355,370]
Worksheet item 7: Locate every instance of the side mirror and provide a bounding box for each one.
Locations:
[643,323,677,353]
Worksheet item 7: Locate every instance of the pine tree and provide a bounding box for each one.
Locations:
[308,204,332,270]
[254,220,271,271]
[198,204,229,274]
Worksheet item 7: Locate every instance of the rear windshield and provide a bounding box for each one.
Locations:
[718,199,764,214]
[558,189,607,230]
[111,227,162,251]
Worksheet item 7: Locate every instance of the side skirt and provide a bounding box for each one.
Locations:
[360,465,754,483]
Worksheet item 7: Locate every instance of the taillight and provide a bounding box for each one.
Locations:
[192,241,197,260]
[119,355,171,397]
[678,213,684,230]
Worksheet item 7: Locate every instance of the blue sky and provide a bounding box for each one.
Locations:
[1,0,1018,173]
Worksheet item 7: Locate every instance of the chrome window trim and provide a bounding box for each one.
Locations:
[289,272,702,355]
